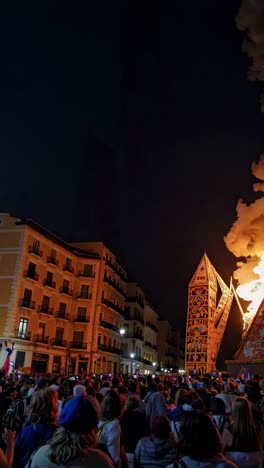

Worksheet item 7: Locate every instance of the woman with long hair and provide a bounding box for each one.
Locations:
[13,387,59,467]
[222,396,264,467]
[175,409,236,467]
[97,389,126,468]
[25,394,113,467]
[134,414,178,468]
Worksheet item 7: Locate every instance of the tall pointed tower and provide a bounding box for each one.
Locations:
[185,253,233,374]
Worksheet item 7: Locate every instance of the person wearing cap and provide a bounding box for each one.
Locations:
[13,388,59,467]
[27,395,113,467]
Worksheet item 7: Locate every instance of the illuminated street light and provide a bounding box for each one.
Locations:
[119,328,125,336]
[130,353,135,374]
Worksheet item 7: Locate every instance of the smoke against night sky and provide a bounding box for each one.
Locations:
[0,2,264,368]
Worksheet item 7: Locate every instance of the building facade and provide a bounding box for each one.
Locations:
[121,283,158,375]
[0,213,126,375]
[157,320,185,372]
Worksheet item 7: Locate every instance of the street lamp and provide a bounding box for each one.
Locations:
[119,328,125,372]
[152,362,156,375]
[130,353,135,374]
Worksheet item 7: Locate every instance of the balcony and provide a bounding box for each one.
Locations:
[32,335,49,344]
[133,314,145,325]
[38,305,54,316]
[28,246,42,257]
[78,270,95,278]
[126,296,145,309]
[15,329,31,340]
[102,298,125,316]
[105,258,127,281]
[143,358,153,366]
[63,265,74,274]
[60,286,73,296]
[43,280,56,289]
[104,275,126,298]
[19,299,36,310]
[73,316,90,323]
[70,341,87,350]
[126,332,144,341]
[100,320,118,332]
[50,338,67,347]
[76,293,92,300]
[98,344,121,355]
[146,321,158,332]
[54,311,69,320]
[24,270,39,281]
[145,340,152,348]
[47,256,58,266]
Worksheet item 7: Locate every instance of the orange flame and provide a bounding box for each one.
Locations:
[236,253,264,330]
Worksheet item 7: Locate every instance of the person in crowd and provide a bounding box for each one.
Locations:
[120,395,149,468]
[27,377,48,400]
[97,390,125,467]
[170,388,187,422]
[222,396,264,467]
[216,380,236,415]
[144,382,167,421]
[0,427,16,468]
[175,409,237,468]
[73,384,87,397]
[99,381,111,397]
[49,376,60,391]
[13,387,59,467]
[0,386,18,452]
[26,394,113,467]
[170,392,193,438]
[244,384,264,448]
[134,414,178,467]
[210,396,230,435]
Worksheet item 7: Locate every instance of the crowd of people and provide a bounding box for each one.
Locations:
[0,370,263,467]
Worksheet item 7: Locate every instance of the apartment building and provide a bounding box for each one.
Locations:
[0,213,126,375]
[71,241,127,375]
[157,320,185,372]
[122,283,158,374]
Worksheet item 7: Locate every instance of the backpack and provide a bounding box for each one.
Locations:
[2,399,25,431]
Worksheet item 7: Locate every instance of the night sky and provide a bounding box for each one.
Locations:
[1,2,264,369]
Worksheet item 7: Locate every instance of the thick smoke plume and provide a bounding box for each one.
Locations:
[236,0,264,110]
[224,154,264,285]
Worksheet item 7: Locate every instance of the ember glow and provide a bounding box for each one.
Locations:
[224,155,264,331]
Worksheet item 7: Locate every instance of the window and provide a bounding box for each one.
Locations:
[97,336,101,345]
[83,264,93,277]
[32,239,40,252]
[73,331,84,344]
[39,323,45,340]
[48,249,57,265]
[22,288,32,307]
[18,318,28,338]
[80,285,89,298]
[42,295,50,312]
[27,262,36,279]
[55,327,64,340]
[62,279,69,294]
[50,249,56,260]
[59,302,66,314]
[15,351,25,369]
[77,307,86,319]
[45,271,53,287]
[65,258,72,269]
